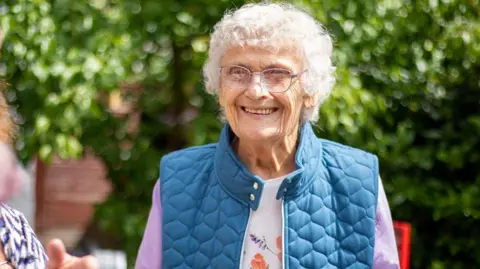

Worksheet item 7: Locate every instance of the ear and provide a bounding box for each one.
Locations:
[218,89,226,108]
[303,94,317,109]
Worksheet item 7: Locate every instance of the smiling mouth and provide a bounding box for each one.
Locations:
[241,106,279,115]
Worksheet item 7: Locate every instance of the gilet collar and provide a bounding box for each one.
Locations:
[214,122,323,210]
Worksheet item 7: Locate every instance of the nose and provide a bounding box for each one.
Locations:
[244,73,268,100]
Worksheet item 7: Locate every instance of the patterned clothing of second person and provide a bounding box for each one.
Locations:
[0,204,47,269]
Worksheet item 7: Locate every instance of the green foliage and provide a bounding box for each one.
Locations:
[1,0,479,268]
[304,0,480,267]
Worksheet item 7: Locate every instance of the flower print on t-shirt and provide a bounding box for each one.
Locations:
[250,253,268,269]
[249,234,283,268]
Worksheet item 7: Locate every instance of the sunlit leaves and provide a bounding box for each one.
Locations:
[300,0,480,267]
[3,0,137,163]
[2,0,479,268]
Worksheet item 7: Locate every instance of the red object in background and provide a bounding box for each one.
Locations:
[35,153,112,247]
[393,221,412,269]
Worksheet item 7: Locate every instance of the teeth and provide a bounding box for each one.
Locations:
[244,107,275,115]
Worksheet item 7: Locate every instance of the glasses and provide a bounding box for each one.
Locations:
[220,65,307,93]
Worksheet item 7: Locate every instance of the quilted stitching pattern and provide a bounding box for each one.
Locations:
[160,124,378,269]
[285,140,378,269]
[161,145,249,269]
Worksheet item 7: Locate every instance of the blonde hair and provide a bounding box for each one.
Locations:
[202,2,336,122]
[0,81,14,143]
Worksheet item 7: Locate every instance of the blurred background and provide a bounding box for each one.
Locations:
[0,0,479,268]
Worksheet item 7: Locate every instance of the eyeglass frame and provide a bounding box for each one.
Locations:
[219,65,308,93]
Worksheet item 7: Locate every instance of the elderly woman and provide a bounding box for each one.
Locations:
[50,2,399,269]
[136,2,399,269]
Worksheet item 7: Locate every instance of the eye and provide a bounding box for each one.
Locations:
[263,68,291,80]
[228,66,249,76]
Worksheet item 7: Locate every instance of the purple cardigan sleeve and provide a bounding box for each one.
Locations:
[135,181,162,269]
[136,178,399,269]
[374,177,400,268]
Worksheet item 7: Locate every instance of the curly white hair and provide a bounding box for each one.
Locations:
[202,2,336,122]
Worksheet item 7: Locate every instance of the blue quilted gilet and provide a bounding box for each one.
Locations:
[160,123,379,268]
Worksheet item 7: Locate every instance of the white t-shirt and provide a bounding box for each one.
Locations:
[242,177,284,269]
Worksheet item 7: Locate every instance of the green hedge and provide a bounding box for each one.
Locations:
[2,0,479,267]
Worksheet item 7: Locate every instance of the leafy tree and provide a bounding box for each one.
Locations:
[1,0,479,268]
[303,0,480,268]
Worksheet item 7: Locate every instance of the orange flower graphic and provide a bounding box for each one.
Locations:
[250,253,268,269]
[276,236,283,261]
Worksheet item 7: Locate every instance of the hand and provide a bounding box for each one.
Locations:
[46,239,98,269]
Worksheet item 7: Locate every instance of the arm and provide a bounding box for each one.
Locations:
[135,180,162,269]
[373,177,400,269]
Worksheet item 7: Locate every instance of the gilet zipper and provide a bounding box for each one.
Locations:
[281,200,286,269]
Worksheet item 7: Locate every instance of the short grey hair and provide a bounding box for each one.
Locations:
[202,2,336,122]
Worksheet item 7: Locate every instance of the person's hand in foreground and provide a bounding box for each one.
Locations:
[47,239,98,269]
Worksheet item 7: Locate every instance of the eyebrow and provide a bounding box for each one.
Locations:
[261,63,292,70]
[230,62,293,72]
[234,63,252,69]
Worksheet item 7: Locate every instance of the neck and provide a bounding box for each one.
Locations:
[234,129,300,180]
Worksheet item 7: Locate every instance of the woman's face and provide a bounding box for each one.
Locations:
[219,46,311,143]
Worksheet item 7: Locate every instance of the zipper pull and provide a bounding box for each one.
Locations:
[276,178,291,200]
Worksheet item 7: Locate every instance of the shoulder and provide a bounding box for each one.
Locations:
[317,138,379,184]
[318,138,378,163]
[160,143,217,167]
[159,144,218,192]
[0,203,28,226]
[0,204,47,268]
